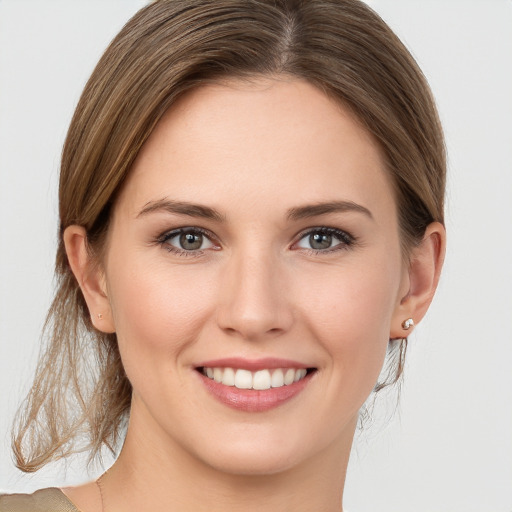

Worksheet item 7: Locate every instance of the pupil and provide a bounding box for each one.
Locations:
[180,232,202,250]
[310,233,332,250]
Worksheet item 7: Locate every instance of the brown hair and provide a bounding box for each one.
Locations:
[13,0,445,472]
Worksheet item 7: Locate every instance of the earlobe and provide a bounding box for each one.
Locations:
[63,225,116,333]
[390,222,446,338]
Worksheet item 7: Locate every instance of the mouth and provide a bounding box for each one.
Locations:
[198,366,315,390]
[195,360,317,412]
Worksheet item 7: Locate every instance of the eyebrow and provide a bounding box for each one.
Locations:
[137,198,373,223]
[286,201,373,221]
[137,199,225,222]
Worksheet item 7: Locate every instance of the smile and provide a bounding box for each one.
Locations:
[196,361,316,412]
[200,367,309,390]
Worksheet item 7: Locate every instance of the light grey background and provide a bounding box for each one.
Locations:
[1,1,511,510]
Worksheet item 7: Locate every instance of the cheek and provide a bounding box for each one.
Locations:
[297,257,401,387]
[106,257,216,366]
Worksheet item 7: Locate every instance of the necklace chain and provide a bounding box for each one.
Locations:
[96,474,105,512]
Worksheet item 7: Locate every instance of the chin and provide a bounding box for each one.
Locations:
[182,419,347,478]
[202,444,306,477]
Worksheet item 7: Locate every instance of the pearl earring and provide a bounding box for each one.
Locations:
[402,318,414,330]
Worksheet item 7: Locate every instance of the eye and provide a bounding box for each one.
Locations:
[159,228,217,254]
[294,228,353,252]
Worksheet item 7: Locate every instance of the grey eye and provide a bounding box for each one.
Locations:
[309,233,332,250]
[295,228,351,251]
[164,230,214,251]
[179,232,204,250]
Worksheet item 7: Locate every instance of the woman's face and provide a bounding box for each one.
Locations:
[102,78,409,475]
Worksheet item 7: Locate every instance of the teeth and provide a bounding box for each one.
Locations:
[222,367,235,386]
[284,368,295,385]
[234,369,253,389]
[213,367,223,383]
[202,367,309,390]
[253,370,271,390]
[271,369,284,387]
[294,369,306,382]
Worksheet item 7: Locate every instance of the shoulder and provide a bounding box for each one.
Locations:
[0,488,80,512]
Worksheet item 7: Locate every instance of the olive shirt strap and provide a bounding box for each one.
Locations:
[0,488,80,512]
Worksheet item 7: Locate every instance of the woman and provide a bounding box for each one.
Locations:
[1,1,445,510]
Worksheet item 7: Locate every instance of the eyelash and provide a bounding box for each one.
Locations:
[156,227,219,257]
[155,226,355,257]
[293,227,355,255]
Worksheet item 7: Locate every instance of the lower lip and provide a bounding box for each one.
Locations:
[198,371,313,412]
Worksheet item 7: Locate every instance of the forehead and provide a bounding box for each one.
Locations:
[118,77,395,222]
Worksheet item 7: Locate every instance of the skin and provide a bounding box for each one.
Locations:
[63,77,445,512]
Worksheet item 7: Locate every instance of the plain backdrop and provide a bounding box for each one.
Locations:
[1,1,511,511]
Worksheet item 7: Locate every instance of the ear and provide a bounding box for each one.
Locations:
[63,225,116,333]
[390,222,446,338]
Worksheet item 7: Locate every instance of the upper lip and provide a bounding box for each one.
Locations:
[196,357,313,372]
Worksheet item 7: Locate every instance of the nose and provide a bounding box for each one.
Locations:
[216,249,294,341]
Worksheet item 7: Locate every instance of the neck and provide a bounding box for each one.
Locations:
[101,404,355,512]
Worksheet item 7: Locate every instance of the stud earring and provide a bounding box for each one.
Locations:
[97,313,103,320]
[402,318,414,330]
